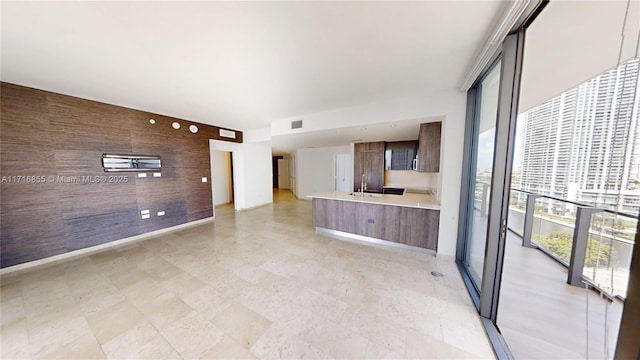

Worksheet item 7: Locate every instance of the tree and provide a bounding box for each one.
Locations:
[536,232,615,267]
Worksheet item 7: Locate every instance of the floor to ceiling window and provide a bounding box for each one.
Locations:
[457,0,640,358]
[462,60,501,291]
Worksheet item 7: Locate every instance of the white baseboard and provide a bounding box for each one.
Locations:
[0,217,215,276]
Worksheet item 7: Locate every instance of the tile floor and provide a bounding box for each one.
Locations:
[1,190,495,359]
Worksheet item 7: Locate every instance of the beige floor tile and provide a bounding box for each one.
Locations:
[406,328,487,359]
[0,281,23,301]
[340,308,407,357]
[1,296,25,326]
[101,321,181,360]
[27,314,93,356]
[86,299,144,344]
[441,320,495,358]
[202,335,258,359]
[329,283,380,315]
[32,332,105,360]
[1,319,29,358]
[138,258,186,282]
[137,291,194,329]
[65,271,114,298]
[292,287,349,323]
[306,321,369,360]
[376,294,412,325]
[182,284,236,320]
[0,190,494,360]
[365,340,405,360]
[210,303,272,350]
[159,271,206,298]
[76,284,126,317]
[159,311,224,359]
[249,307,320,358]
[105,266,150,290]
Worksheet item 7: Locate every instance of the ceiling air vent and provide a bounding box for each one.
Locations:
[291,120,303,129]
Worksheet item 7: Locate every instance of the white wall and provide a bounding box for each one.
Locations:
[211,150,232,205]
[209,140,273,211]
[295,145,351,199]
[272,91,466,256]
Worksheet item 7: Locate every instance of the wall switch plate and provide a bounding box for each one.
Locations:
[141,214,150,219]
[157,211,165,216]
[153,172,161,177]
[141,209,150,215]
[138,173,147,178]
[201,177,208,183]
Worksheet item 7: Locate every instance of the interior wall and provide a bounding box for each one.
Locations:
[211,150,232,205]
[241,142,274,208]
[208,140,273,211]
[295,145,352,199]
[0,82,243,268]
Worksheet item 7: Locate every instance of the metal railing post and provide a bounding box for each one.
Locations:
[567,206,602,287]
[522,194,541,248]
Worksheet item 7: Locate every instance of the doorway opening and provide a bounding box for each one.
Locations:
[272,155,291,190]
[211,150,235,217]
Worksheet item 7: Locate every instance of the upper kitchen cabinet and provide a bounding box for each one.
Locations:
[354,141,385,192]
[417,122,441,172]
[385,140,419,170]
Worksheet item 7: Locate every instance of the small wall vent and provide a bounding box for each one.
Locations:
[291,120,303,129]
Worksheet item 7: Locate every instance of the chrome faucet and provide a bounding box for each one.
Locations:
[360,173,366,196]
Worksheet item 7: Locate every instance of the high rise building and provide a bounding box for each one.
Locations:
[517,60,640,214]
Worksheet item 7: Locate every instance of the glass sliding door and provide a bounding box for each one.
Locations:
[464,61,502,288]
[457,31,526,358]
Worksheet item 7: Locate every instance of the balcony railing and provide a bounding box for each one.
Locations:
[505,188,636,300]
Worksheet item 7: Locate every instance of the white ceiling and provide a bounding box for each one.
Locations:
[271,116,442,154]
[1,1,507,142]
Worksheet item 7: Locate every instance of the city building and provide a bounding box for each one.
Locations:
[518,60,640,214]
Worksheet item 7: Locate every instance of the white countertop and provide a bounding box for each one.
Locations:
[308,191,440,210]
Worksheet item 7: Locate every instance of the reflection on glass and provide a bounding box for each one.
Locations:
[465,61,501,287]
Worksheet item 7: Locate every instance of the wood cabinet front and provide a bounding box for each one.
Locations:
[418,122,441,172]
[312,198,439,251]
[353,141,385,192]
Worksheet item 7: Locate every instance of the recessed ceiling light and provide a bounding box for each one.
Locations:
[189,125,199,133]
[172,122,180,130]
[149,119,156,124]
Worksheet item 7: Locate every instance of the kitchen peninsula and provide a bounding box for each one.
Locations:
[309,191,440,252]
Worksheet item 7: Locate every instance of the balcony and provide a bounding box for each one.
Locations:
[474,185,634,358]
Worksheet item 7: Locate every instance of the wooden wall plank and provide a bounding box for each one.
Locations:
[0,82,242,268]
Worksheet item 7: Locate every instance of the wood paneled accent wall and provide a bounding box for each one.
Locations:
[0,82,242,268]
